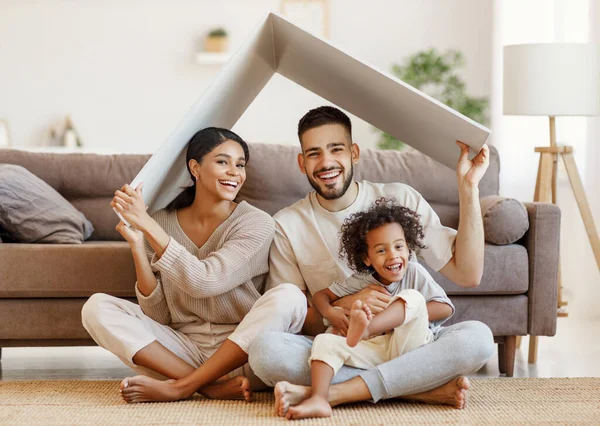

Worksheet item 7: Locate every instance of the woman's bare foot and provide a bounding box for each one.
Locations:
[274,381,311,417]
[286,395,332,420]
[200,376,252,401]
[346,300,373,347]
[119,376,185,403]
[403,376,470,409]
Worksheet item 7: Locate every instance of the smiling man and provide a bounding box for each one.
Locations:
[247,105,495,413]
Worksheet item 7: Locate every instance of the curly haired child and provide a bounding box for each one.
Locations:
[277,198,455,420]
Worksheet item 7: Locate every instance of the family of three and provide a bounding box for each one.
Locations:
[81,106,494,420]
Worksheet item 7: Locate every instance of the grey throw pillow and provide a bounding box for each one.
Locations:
[480,195,529,245]
[0,164,94,243]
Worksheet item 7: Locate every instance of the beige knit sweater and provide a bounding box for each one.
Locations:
[134,201,275,326]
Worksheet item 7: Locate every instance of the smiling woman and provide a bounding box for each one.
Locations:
[80,127,307,404]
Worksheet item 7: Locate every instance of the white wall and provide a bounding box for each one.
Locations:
[0,0,493,153]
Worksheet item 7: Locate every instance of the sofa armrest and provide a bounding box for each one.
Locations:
[521,202,561,336]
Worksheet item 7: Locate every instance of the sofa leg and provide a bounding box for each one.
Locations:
[498,339,506,375]
[504,336,516,377]
[497,336,517,377]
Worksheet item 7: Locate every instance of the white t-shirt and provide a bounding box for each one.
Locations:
[266,180,456,300]
[328,262,455,334]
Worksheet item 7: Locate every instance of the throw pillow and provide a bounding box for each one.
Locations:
[480,195,529,245]
[0,164,94,243]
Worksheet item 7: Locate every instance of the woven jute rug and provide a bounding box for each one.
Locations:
[1,378,599,425]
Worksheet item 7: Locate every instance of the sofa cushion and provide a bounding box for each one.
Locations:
[480,195,529,245]
[238,143,501,216]
[70,197,122,241]
[0,164,94,243]
[0,241,136,297]
[0,144,500,229]
[0,150,151,240]
[446,295,528,335]
[0,150,151,200]
[0,298,135,340]
[353,146,500,205]
[425,243,529,295]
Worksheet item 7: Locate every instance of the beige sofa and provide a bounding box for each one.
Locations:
[0,144,560,377]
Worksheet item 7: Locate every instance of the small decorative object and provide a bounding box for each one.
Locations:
[0,119,11,148]
[47,115,83,148]
[377,49,489,151]
[204,27,228,53]
[281,0,329,38]
[62,116,80,148]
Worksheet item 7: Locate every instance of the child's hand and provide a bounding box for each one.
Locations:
[326,308,350,336]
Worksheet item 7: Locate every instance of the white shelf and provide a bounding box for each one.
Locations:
[195,52,231,65]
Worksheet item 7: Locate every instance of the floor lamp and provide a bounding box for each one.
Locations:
[503,43,600,363]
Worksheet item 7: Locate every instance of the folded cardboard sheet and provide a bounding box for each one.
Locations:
[129,12,491,214]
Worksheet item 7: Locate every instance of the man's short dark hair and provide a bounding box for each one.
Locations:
[297,106,352,145]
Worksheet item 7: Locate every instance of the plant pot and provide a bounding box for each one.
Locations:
[204,36,228,53]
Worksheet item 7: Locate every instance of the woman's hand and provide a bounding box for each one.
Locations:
[115,220,144,247]
[111,183,150,231]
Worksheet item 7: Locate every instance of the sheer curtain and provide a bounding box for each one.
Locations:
[490,0,590,203]
[491,0,599,319]
[587,0,600,215]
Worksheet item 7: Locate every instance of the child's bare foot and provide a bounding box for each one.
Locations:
[346,300,373,347]
[274,381,311,417]
[286,395,332,420]
[119,376,184,403]
[404,376,470,409]
[201,376,252,401]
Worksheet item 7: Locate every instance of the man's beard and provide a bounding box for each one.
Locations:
[307,164,354,200]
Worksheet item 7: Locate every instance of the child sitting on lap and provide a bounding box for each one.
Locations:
[277,197,455,420]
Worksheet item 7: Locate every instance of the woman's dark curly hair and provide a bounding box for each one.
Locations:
[339,198,427,274]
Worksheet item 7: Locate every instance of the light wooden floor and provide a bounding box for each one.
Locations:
[1,178,599,381]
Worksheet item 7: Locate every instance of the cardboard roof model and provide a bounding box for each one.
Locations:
[131,11,491,214]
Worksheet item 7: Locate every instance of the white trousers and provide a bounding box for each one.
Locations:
[309,289,433,375]
[81,283,307,390]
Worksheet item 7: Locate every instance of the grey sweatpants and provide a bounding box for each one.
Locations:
[248,320,494,402]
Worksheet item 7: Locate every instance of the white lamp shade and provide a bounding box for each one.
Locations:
[503,43,600,116]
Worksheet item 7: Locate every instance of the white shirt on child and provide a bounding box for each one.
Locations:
[266,180,457,301]
[328,262,455,335]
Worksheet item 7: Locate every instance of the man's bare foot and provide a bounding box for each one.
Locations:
[274,381,311,417]
[403,376,470,409]
[119,376,185,403]
[286,395,332,420]
[346,300,373,347]
[200,376,252,401]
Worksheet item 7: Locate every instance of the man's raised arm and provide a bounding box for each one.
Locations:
[439,142,489,288]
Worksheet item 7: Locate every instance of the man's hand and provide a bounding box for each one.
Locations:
[456,141,489,187]
[111,183,150,231]
[325,308,350,336]
[334,284,391,314]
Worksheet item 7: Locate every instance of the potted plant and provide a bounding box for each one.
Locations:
[377,49,489,150]
[204,27,228,53]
